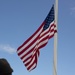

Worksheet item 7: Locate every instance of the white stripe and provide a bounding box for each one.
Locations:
[28,63,36,71]
[24,58,31,65]
[17,27,43,53]
[40,27,49,36]
[38,39,48,47]
[51,25,54,30]
[19,40,38,58]
[26,56,35,68]
[50,21,54,26]
[22,52,33,61]
[40,22,54,38]
[39,33,49,44]
[49,31,54,36]
[39,31,49,42]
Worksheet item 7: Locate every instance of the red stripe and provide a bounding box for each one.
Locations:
[17,21,57,71]
[17,22,45,51]
[18,35,39,56]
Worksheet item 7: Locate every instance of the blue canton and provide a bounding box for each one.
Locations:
[43,5,54,30]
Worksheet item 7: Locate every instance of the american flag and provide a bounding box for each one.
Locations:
[17,5,57,71]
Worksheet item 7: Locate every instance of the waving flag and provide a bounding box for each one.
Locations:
[17,5,57,71]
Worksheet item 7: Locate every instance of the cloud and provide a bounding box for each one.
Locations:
[71,7,75,11]
[0,44,16,54]
[70,7,75,15]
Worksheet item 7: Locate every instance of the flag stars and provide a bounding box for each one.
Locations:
[43,6,54,30]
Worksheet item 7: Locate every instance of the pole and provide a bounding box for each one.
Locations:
[53,0,58,75]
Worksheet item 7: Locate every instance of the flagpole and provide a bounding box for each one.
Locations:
[53,0,58,75]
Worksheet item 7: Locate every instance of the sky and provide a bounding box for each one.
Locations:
[0,0,75,75]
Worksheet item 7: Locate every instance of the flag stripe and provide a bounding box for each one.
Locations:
[17,22,45,53]
[17,5,57,71]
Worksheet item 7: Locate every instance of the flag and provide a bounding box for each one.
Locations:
[17,5,57,71]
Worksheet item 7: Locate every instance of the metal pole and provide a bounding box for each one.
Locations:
[53,0,58,75]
